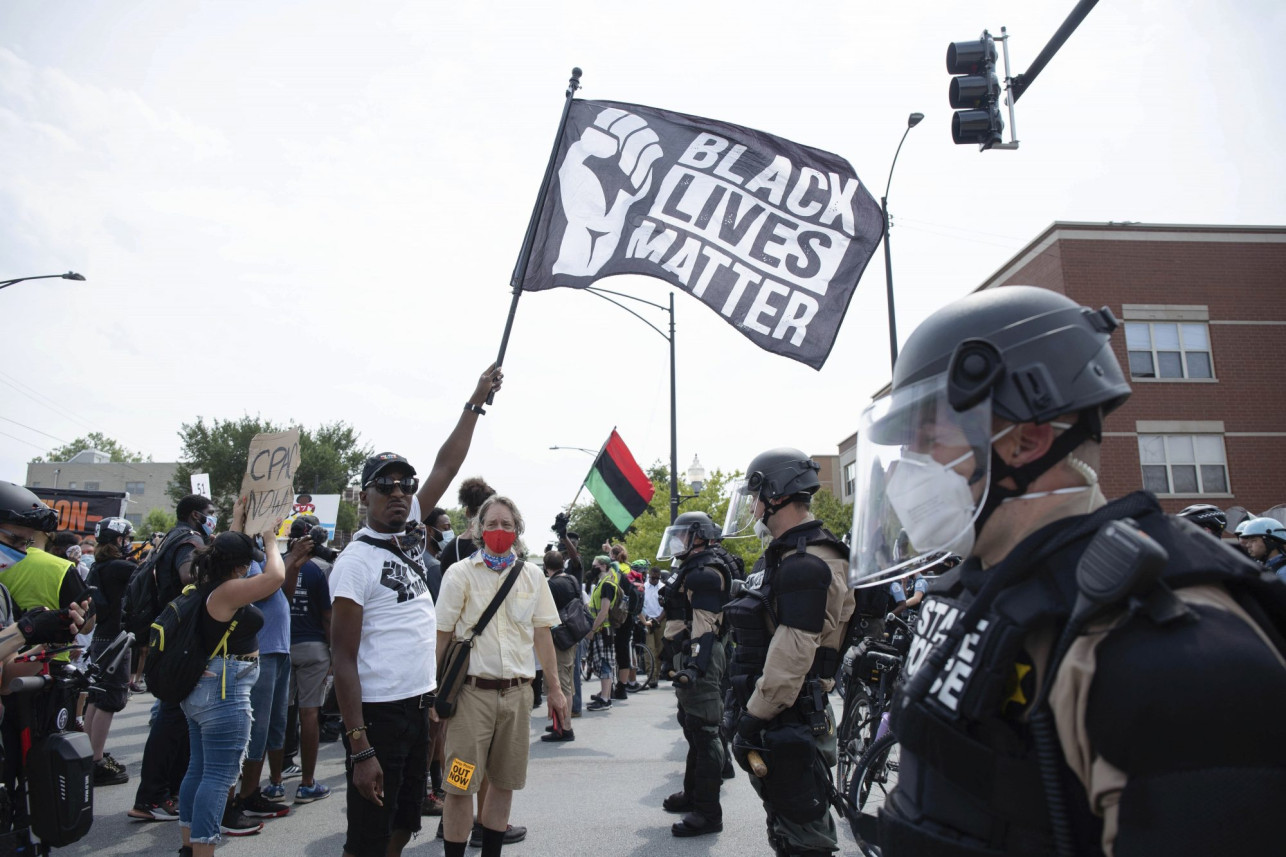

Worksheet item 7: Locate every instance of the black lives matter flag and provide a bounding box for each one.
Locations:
[519,100,883,370]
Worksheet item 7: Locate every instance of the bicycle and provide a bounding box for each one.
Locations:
[835,613,912,797]
[583,640,655,686]
[2,630,134,855]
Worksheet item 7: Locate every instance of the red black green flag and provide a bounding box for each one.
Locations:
[585,430,655,533]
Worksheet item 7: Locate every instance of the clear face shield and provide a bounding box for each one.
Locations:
[656,525,694,561]
[722,478,757,538]
[850,374,997,588]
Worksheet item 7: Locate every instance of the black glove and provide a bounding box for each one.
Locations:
[16,607,78,645]
[736,712,769,740]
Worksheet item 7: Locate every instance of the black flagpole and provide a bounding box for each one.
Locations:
[489,66,583,403]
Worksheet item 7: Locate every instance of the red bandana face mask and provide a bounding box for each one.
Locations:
[482,529,517,555]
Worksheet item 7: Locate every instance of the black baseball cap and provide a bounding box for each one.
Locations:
[213,531,266,565]
[361,452,417,488]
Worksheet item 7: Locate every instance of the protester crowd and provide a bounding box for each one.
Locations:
[1,290,1285,857]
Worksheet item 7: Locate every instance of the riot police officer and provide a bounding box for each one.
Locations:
[656,511,734,837]
[849,286,1286,856]
[724,449,854,857]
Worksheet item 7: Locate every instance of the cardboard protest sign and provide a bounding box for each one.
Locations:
[237,429,301,533]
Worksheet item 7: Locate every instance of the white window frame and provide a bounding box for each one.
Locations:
[1137,431,1231,497]
[1124,320,1215,381]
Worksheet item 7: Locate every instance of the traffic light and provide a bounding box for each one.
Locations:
[947,33,1003,148]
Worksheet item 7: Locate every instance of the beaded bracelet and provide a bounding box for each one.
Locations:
[350,747,377,764]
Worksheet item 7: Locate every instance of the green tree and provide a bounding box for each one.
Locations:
[810,488,854,541]
[31,432,148,463]
[621,467,764,572]
[167,417,373,528]
[335,500,360,536]
[138,507,177,538]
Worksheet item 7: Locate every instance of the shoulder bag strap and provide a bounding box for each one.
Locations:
[468,561,524,641]
[355,534,427,576]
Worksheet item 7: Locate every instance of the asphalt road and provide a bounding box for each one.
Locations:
[55,683,860,857]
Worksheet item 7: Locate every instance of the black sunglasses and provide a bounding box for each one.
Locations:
[367,476,419,496]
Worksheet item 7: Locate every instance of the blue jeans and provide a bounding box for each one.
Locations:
[179,658,259,844]
[247,652,290,761]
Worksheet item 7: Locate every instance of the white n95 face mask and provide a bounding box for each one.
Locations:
[883,450,978,562]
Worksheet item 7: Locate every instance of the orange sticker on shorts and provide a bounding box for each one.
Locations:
[447,758,476,791]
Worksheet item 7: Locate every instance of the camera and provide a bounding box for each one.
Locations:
[308,525,338,562]
[552,512,570,538]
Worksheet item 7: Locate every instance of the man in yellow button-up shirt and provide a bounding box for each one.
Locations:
[435,495,564,857]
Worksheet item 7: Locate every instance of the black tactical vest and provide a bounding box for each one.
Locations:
[725,521,847,708]
[880,492,1280,857]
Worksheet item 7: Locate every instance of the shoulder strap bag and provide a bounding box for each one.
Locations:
[434,560,524,718]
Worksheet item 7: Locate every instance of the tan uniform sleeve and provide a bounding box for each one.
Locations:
[746,549,853,721]
[691,607,720,639]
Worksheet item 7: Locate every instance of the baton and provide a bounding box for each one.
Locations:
[748,749,768,778]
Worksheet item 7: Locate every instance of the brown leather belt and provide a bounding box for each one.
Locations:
[466,676,531,691]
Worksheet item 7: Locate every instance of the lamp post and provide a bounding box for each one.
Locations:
[549,446,596,456]
[582,287,687,524]
[881,113,923,370]
[0,271,86,292]
[675,454,707,506]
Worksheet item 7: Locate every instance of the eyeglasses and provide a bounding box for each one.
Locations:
[367,476,419,496]
[0,528,35,549]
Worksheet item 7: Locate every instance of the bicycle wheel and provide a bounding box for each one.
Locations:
[633,643,656,686]
[847,731,901,818]
[836,688,875,793]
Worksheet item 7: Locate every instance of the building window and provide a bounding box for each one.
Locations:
[68,482,77,489]
[1138,434,1228,494]
[125,514,143,526]
[125,481,145,495]
[1125,322,1213,379]
[83,481,100,491]
[29,482,40,488]
[843,461,856,499]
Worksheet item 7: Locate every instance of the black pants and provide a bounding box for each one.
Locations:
[341,697,428,857]
[135,700,189,806]
[678,705,724,821]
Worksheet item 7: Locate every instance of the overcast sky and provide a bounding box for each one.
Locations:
[3,0,1283,536]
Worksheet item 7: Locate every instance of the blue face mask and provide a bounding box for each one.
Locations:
[438,528,455,547]
[201,514,217,537]
[0,542,26,571]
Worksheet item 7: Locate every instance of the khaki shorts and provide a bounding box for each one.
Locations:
[442,681,533,794]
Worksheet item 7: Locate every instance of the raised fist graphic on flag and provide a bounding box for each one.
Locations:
[553,107,663,278]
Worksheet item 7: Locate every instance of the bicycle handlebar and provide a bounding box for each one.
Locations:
[8,676,51,694]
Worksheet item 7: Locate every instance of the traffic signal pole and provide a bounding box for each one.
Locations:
[1009,0,1100,103]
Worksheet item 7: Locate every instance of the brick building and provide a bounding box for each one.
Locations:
[866,221,1286,524]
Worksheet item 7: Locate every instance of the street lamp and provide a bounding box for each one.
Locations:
[549,445,597,456]
[0,271,86,292]
[582,287,689,524]
[882,113,923,370]
[686,455,706,494]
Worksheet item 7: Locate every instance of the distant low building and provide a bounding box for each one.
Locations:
[26,449,180,527]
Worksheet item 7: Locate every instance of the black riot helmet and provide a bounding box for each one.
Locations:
[1176,504,1227,537]
[891,286,1131,427]
[0,481,59,533]
[851,286,1132,586]
[657,511,721,561]
[724,448,821,534]
[744,448,822,502]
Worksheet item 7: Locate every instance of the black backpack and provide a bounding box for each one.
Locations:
[121,528,201,640]
[144,584,239,704]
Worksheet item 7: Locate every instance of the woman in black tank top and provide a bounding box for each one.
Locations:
[178,525,285,856]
